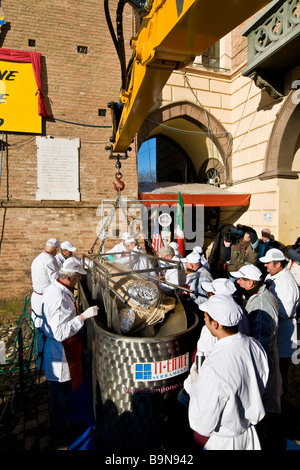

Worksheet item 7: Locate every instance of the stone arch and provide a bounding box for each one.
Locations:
[261,91,300,180]
[137,101,233,184]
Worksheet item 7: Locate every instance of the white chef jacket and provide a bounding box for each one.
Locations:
[55,252,82,268]
[31,251,60,327]
[115,247,157,279]
[184,304,249,395]
[159,256,186,293]
[42,280,84,383]
[188,333,269,450]
[185,266,213,306]
[196,312,249,358]
[265,267,299,357]
[106,242,126,259]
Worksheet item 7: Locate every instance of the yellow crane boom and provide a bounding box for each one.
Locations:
[106,0,270,155]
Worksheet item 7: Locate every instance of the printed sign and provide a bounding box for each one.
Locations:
[133,353,189,382]
[0,60,41,133]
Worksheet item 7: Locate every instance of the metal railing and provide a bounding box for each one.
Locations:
[0,300,36,435]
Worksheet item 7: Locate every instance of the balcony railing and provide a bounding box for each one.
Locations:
[242,0,300,98]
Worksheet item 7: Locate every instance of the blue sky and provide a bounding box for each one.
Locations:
[137,138,156,182]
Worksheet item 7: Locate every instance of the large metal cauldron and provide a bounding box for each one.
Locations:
[91,311,199,452]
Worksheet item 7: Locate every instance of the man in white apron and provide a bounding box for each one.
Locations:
[188,294,269,450]
[31,238,60,368]
[42,257,98,443]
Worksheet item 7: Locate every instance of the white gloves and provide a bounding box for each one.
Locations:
[183,363,199,395]
[190,364,199,383]
[80,305,99,320]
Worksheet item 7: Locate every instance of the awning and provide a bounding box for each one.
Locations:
[138,182,251,207]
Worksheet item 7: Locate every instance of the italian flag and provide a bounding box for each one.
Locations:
[174,192,184,257]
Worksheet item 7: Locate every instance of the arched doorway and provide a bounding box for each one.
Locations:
[138,135,197,184]
[137,101,233,186]
[262,90,300,179]
[261,90,300,240]
[136,101,248,249]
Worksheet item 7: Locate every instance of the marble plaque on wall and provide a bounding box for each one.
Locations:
[36,136,80,201]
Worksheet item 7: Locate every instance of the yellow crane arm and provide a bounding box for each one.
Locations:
[109,0,270,154]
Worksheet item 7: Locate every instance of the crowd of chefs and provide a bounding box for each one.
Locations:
[30,224,300,450]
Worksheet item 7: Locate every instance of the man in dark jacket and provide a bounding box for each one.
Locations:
[227,226,258,278]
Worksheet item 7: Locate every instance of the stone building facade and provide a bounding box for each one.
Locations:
[0,0,136,306]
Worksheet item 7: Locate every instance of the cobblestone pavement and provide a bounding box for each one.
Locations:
[0,327,300,451]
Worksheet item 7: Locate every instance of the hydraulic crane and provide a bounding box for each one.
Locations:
[104,0,270,158]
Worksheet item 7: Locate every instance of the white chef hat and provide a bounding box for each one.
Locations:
[230,264,262,281]
[60,241,77,252]
[202,278,236,295]
[121,232,131,240]
[181,252,202,264]
[192,245,203,254]
[169,242,179,252]
[124,237,135,244]
[46,238,60,247]
[259,248,286,263]
[61,257,87,275]
[198,294,243,326]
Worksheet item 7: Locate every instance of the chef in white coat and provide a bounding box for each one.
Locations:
[105,232,131,259]
[157,244,185,293]
[55,240,81,268]
[259,248,299,391]
[195,278,249,357]
[187,294,269,450]
[31,238,60,327]
[31,238,60,368]
[115,237,157,279]
[181,251,213,309]
[42,257,98,441]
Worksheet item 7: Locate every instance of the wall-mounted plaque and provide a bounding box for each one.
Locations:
[36,136,80,201]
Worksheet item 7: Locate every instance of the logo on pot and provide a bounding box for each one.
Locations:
[133,353,189,382]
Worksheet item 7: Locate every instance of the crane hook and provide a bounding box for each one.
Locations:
[113,172,125,191]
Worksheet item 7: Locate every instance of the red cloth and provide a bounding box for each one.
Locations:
[191,347,197,364]
[194,431,209,449]
[63,332,83,392]
[57,278,83,392]
[0,48,50,116]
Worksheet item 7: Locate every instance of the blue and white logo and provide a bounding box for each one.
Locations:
[133,353,189,382]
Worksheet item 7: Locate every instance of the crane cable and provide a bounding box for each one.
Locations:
[89,158,127,255]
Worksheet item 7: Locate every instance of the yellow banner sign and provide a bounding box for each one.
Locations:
[0,60,41,133]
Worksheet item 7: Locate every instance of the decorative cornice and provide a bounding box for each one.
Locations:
[259,169,299,180]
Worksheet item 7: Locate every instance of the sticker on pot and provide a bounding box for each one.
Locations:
[133,353,189,381]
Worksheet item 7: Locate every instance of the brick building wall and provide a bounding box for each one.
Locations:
[231,22,248,71]
[0,0,137,307]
